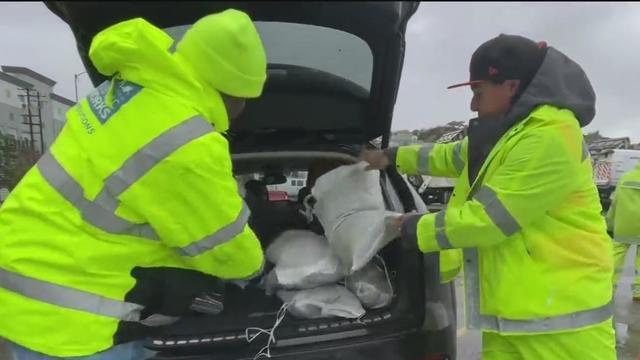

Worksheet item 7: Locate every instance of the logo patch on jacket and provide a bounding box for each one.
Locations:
[87,79,142,124]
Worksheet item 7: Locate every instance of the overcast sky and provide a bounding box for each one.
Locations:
[1,2,639,141]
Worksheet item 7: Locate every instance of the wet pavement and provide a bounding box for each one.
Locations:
[614,245,640,360]
[455,245,640,360]
[0,341,7,360]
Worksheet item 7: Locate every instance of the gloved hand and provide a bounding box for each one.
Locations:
[128,267,226,318]
[189,291,225,315]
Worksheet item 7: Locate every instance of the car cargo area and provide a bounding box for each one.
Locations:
[146,151,432,359]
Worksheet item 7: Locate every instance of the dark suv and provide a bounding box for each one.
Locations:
[45,2,457,359]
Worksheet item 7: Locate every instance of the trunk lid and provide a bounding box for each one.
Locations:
[44,1,419,144]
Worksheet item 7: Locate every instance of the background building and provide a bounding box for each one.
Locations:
[0,65,75,198]
[0,65,75,152]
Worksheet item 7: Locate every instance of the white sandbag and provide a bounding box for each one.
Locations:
[345,259,393,309]
[330,210,401,272]
[264,230,346,294]
[277,285,366,319]
[311,162,402,273]
[312,162,385,223]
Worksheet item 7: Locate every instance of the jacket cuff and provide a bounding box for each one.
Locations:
[384,147,399,170]
[403,212,441,253]
[401,213,423,252]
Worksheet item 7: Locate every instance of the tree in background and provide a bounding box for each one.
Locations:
[0,133,40,191]
[394,125,639,149]
[0,133,17,189]
[413,121,467,142]
[584,131,606,144]
[583,130,640,148]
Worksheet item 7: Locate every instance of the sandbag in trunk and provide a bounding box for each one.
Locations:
[311,162,401,273]
[263,230,346,294]
[277,285,365,319]
[345,258,394,309]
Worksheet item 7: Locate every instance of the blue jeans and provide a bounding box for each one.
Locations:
[8,341,150,360]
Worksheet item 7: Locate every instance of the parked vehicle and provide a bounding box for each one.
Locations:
[46,2,457,359]
[592,149,640,187]
[268,191,289,202]
[591,149,640,212]
[267,171,308,201]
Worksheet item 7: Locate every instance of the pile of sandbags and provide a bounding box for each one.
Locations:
[263,229,365,319]
[263,230,346,294]
[262,162,399,319]
[345,258,394,310]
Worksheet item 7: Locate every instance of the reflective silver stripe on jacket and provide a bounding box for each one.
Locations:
[462,249,613,333]
[613,236,640,245]
[9,117,221,322]
[481,301,613,333]
[621,181,640,189]
[463,249,483,330]
[37,116,214,240]
[435,210,454,249]
[178,202,251,257]
[452,142,465,174]
[0,268,178,326]
[37,153,159,239]
[417,144,434,174]
[473,186,521,237]
[0,268,142,321]
[96,117,214,212]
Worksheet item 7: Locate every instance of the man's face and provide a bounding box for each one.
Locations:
[221,94,247,122]
[470,80,520,118]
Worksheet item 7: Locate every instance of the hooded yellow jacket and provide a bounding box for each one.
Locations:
[0,17,264,356]
[607,164,640,244]
[390,46,613,336]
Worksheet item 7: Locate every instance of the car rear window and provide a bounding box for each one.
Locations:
[164,21,374,91]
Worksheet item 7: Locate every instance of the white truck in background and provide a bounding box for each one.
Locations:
[591,148,640,212]
[592,149,640,186]
[266,171,308,201]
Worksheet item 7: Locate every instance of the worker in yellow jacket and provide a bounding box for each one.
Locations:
[364,34,615,359]
[0,10,266,359]
[607,163,640,300]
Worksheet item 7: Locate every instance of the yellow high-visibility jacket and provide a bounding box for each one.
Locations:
[607,164,640,244]
[389,46,613,335]
[0,17,264,356]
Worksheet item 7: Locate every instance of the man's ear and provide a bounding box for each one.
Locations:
[507,80,521,97]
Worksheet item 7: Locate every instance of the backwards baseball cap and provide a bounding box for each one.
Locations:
[447,34,548,90]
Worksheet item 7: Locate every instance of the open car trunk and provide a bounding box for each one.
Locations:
[40,3,458,358]
[146,151,432,359]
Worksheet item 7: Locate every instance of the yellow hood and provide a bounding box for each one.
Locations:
[175,9,267,99]
[88,17,229,131]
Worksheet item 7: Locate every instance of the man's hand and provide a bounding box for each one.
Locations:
[360,149,390,171]
[392,211,418,232]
